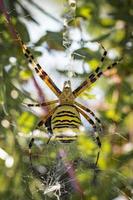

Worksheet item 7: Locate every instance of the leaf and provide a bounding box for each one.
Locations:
[19,69,32,80]
[90,31,114,42]
[16,21,30,43]
[35,31,64,51]
[73,47,100,61]
[100,17,115,27]
[17,2,39,25]
[77,6,92,19]
[17,112,37,133]
[28,0,62,24]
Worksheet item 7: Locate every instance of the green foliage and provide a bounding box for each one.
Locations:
[0,0,133,200]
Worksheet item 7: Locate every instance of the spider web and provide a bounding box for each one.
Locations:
[19,126,133,200]
[1,2,133,200]
[20,131,99,200]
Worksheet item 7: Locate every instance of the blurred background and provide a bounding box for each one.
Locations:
[0,0,133,199]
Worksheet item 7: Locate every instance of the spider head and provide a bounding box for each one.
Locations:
[63,80,71,90]
[59,80,75,104]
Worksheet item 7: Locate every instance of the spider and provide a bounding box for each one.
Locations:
[16,31,120,166]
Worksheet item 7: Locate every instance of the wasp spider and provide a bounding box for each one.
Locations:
[16,31,120,166]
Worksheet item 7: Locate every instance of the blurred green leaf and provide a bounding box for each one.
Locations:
[35,31,64,51]
[17,112,36,133]
[19,69,32,80]
[73,47,101,61]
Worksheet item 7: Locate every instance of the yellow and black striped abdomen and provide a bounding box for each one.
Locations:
[51,105,82,143]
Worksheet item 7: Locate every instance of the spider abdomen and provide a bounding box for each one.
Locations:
[51,104,82,143]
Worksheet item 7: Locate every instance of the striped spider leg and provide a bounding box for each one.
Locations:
[29,107,57,167]
[16,32,61,97]
[72,46,120,165]
[73,45,120,97]
[75,101,103,133]
[15,32,62,163]
[25,100,59,107]
[73,60,120,97]
[72,45,121,167]
[25,99,59,128]
[75,106,101,167]
[98,42,108,64]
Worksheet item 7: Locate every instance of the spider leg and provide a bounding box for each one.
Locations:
[98,42,107,64]
[37,107,57,127]
[24,100,59,107]
[16,31,61,97]
[75,101,103,133]
[76,106,101,167]
[28,107,57,168]
[73,58,121,97]
[28,138,35,168]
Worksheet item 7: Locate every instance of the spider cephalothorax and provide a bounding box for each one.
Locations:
[59,80,75,104]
